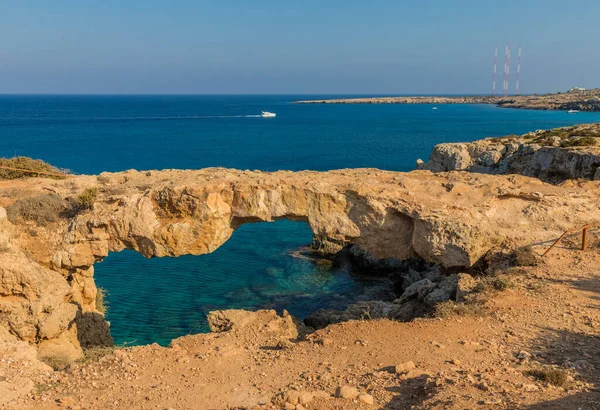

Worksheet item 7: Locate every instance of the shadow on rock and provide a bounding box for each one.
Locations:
[75,312,114,348]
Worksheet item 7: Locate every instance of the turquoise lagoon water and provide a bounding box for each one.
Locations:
[1,95,599,345]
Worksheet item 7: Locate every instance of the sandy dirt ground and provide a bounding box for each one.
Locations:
[6,244,600,410]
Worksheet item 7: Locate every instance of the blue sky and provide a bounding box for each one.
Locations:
[1,0,599,94]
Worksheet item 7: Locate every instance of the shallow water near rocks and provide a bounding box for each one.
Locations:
[2,95,600,345]
[96,220,394,346]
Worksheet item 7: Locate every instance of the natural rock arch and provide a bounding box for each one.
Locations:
[1,167,598,361]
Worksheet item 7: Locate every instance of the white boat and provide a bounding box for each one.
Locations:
[432,107,438,110]
[567,109,579,114]
[261,111,276,118]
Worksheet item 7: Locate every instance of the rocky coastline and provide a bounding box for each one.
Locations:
[417,123,600,182]
[2,124,600,408]
[295,88,600,112]
[2,166,599,361]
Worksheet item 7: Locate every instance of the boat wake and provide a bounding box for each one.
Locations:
[1,114,267,125]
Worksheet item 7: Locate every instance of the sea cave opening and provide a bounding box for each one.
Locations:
[94,219,395,346]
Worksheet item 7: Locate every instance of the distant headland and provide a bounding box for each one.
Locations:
[296,88,600,112]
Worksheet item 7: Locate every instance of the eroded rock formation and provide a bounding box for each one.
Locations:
[418,124,600,181]
[1,168,600,359]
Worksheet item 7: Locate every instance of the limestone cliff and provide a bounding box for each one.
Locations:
[1,168,600,360]
[417,123,600,181]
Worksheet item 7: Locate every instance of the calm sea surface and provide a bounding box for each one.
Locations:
[1,95,599,345]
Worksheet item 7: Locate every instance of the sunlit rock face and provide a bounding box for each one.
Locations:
[418,124,600,182]
[1,167,599,357]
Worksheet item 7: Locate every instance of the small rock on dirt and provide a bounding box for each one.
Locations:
[335,385,359,399]
[284,391,300,405]
[298,392,313,404]
[395,361,416,374]
[358,393,375,405]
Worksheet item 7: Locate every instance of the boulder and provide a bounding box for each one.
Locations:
[207,309,306,339]
[396,279,436,304]
[358,393,375,405]
[395,361,416,374]
[421,265,443,283]
[335,385,359,399]
[400,269,423,291]
[423,274,459,306]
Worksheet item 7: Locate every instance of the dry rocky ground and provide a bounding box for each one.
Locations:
[3,244,599,410]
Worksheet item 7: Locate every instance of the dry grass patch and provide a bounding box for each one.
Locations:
[80,346,115,363]
[434,299,487,319]
[525,368,571,388]
[6,194,65,226]
[34,381,59,395]
[473,275,513,293]
[512,247,542,267]
[95,287,108,314]
[40,353,72,371]
[0,156,65,180]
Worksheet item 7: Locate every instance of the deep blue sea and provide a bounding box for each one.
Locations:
[1,95,599,346]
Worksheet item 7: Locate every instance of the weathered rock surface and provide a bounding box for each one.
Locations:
[418,124,600,181]
[1,167,600,358]
[207,309,310,339]
[304,268,463,329]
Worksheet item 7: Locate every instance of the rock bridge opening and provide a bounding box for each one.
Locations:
[93,219,392,347]
[3,169,580,363]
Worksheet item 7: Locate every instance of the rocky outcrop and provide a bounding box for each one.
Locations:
[304,266,464,329]
[1,168,600,359]
[296,96,503,105]
[418,124,600,182]
[296,88,600,112]
[207,309,310,340]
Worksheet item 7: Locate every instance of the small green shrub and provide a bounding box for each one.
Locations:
[76,188,98,211]
[0,156,66,180]
[532,137,556,146]
[6,194,65,226]
[530,126,600,147]
[560,136,597,147]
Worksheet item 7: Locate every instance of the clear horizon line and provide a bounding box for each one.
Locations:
[0,92,510,97]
